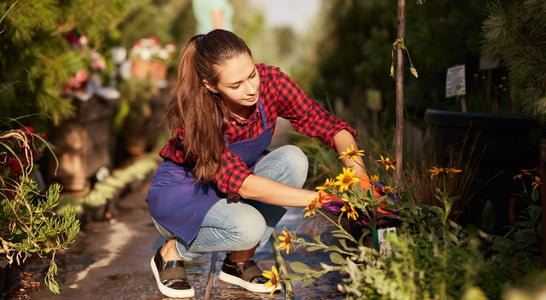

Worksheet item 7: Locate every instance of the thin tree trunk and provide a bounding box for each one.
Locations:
[395,0,406,183]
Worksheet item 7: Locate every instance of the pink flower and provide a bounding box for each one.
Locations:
[75,70,89,82]
[66,70,89,89]
[79,35,88,46]
[148,36,159,45]
[90,51,106,70]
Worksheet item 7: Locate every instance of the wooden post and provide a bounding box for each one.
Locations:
[540,139,546,269]
[394,0,406,183]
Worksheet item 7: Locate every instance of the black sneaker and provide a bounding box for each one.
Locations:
[150,246,194,298]
[218,255,281,293]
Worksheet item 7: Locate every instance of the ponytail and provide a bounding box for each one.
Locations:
[166,30,251,183]
[166,35,226,182]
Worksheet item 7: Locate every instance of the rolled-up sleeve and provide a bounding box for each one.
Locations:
[270,68,357,151]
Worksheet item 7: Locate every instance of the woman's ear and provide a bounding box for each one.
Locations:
[202,80,218,94]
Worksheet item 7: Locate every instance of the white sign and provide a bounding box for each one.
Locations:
[446,65,466,98]
[373,227,397,256]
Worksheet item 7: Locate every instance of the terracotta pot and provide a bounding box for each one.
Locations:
[131,59,167,81]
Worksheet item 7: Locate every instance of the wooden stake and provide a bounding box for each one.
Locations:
[394,0,406,183]
[540,139,546,269]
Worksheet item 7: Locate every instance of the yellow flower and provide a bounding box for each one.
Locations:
[338,144,365,161]
[334,167,359,192]
[410,67,419,78]
[513,167,538,180]
[316,178,335,191]
[370,174,380,184]
[304,198,318,218]
[445,168,462,175]
[381,185,394,194]
[532,176,541,190]
[341,202,359,221]
[262,265,281,295]
[277,227,293,254]
[429,166,462,179]
[377,155,396,171]
[429,166,443,179]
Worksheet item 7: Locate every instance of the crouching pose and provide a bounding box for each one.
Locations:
[146,29,365,298]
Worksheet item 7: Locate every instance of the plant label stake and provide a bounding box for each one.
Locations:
[373,227,397,256]
[446,65,467,112]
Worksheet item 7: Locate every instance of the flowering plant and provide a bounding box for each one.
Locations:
[0,125,79,295]
[272,138,546,299]
[130,36,176,63]
[303,145,400,236]
[272,144,511,298]
[0,126,48,179]
[63,32,107,93]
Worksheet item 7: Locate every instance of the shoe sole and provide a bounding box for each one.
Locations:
[218,270,281,293]
[150,256,195,298]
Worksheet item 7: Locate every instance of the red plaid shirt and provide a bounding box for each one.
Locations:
[159,63,357,198]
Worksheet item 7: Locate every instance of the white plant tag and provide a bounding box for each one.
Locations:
[373,227,397,256]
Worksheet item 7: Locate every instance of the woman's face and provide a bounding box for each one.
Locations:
[204,53,260,113]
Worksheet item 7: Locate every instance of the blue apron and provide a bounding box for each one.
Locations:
[146,98,273,244]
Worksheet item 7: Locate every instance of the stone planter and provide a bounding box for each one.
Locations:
[145,87,169,150]
[51,88,120,192]
[115,85,168,166]
[121,113,150,156]
[424,108,540,233]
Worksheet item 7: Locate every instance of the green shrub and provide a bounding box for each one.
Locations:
[281,144,544,299]
[0,126,80,294]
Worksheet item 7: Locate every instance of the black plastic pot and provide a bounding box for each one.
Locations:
[424,108,540,233]
[0,256,9,295]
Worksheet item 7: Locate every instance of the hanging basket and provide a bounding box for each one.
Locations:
[131,59,167,81]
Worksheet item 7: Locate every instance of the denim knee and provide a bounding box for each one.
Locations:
[282,145,309,187]
[223,206,267,250]
[255,144,308,188]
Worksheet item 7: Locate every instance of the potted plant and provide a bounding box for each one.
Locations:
[110,37,175,162]
[423,1,545,233]
[129,36,176,85]
[0,124,80,295]
[114,77,160,159]
[278,145,545,299]
[49,31,122,193]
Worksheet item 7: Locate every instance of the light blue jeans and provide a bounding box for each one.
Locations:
[153,145,309,260]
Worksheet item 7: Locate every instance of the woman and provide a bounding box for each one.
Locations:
[146,29,365,298]
[191,0,233,34]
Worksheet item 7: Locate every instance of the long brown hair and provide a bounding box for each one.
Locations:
[166,30,252,183]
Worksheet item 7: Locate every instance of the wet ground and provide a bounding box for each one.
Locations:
[17,180,344,299]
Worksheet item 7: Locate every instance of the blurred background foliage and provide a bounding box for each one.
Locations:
[308,0,511,141]
[0,0,132,131]
[0,0,534,143]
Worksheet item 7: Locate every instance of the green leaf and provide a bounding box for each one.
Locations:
[329,252,346,265]
[332,232,351,240]
[289,261,313,274]
[429,206,444,219]
[480,200,496,232]
[306,245,325,252]
[319,262,335,271]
